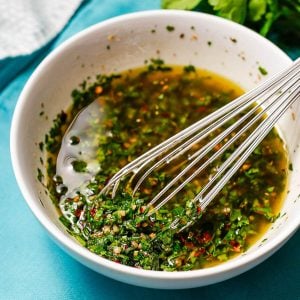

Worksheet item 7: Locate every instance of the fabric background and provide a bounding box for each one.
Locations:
[0,0,82,59]
[0,0,299,299]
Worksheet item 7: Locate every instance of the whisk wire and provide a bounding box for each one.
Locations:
[101,59,299,196]
[101,58,300,230]
[146,66,299,212]
[171,79,299,231]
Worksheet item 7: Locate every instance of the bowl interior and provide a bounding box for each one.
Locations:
[11,11,299,288]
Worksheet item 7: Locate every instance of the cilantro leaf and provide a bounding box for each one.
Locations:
[208,0,247,23]
[162,0,202,10]
[161,0,300,38]
[248,0,267,22]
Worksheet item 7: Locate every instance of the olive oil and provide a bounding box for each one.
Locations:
[43,60,288,270]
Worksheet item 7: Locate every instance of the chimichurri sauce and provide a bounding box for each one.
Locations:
[44,60,288,271]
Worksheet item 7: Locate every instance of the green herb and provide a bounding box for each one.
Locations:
[162,0,300,37]
[162,0,201,10]
[39,141,44,151]
[147,58,173,72]
[208,0,247,24]
[184,65,196,73]
[59,215,72,228]
[166,25,175,32]
[37,168,43,182]
[258,66,268,75]
[44,111,68,153]
[43,61,288,271]
[71,160,88,172]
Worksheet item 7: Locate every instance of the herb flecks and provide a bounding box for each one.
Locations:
[166,25,175,32]
[258,66,268,75]
[37,168,44,182]
[184,65,196,73]
[71,160,87,173]
[43,60,288,271]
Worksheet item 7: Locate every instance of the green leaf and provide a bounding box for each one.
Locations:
[208,0,247,23]
[259,0,281,36]
[71,160,88,173]
[59,215,71,228]
[248,0,267,22]
[162,0,202,10]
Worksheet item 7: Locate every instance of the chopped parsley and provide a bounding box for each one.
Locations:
[258,66,268,75]
[166,25,175,32]
[184,65,196,73]
[71,160,87,173]
[42,61,288,271]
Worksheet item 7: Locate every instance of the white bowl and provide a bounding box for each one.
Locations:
[10,10,300,289]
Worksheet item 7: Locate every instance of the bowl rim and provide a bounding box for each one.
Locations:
[10,9,298,284]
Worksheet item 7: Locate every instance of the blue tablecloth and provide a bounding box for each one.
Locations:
[0,1,299,299]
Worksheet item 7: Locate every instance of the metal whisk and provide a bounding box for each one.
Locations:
[101,58,300,230]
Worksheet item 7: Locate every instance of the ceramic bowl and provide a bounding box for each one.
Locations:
[11,10,300,289]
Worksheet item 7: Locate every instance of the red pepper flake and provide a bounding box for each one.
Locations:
[203,232,212,243]
[191,34,198,41]
[196,106,207,113]
[161,112,170,118]
[74,209,82,218]
[179,236,186,243]
[162,85,169,92]
[95,86,103,94]
[194,248,205,257]
[140,104,148,113]
[225,222,231,230]
[184,241,195,249]
[90,207,96,217]
[214,144,221,151]
[230,240,241,252]
[197,231,212,244]
[197,206,202,214]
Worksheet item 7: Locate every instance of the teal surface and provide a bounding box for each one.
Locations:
[0,1,299,299]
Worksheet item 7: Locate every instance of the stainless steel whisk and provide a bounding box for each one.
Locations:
[101,58,300,230]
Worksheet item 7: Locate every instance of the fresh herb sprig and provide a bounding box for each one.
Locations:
[162,0,300,38]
